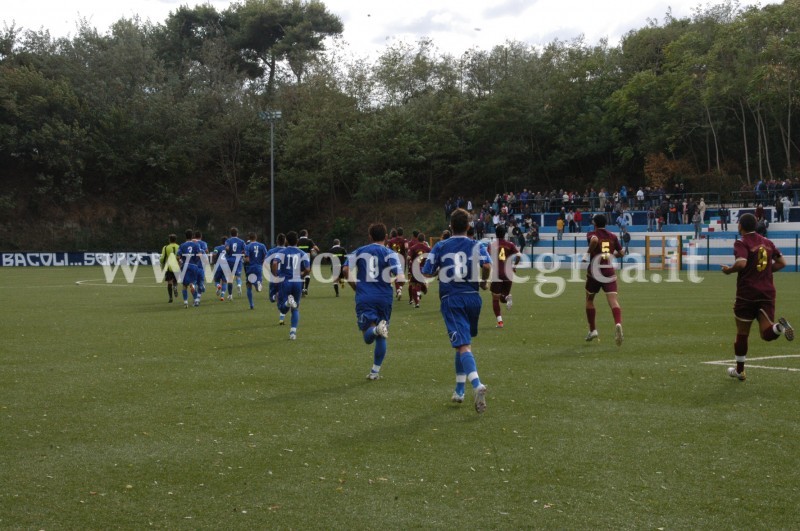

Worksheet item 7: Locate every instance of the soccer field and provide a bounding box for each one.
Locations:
[1,266,799,529]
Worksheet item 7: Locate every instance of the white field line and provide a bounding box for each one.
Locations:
[703,354,800,372]
[75,279,162,288]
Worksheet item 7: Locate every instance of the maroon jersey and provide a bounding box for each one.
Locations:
[387,236,407,257]
[407,241,431,281]
[489,238,519,281]
[733,232,781,301]
[586,228,622,279]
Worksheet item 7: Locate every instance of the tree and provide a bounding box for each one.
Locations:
[225,0,343,92]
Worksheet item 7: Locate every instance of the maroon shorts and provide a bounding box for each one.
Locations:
[490,280,512,297]
[734,298,775,322]
[585,276,618,295]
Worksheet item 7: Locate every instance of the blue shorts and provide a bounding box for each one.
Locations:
[355,300,392,331]
[246,264,263,285]
[180,264,201,287]
[213,264,227,283]
[269,282,279,302]
[440,293,482,348]
[277,281,303,314]
[226,258,243,276]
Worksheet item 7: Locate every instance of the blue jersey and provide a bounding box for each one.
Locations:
[272,247,310,284]
[422,236,492,299]
[213,245,226,263]
[345,243,402,304]
[177,241,200,264]
[190,239,208,267]
[226,237,246,262]
[246,241,268,266]
[265,245,285,261]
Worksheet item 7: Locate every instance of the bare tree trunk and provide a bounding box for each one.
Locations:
[787,82,792,177]
[705,105,721,174]
[737,99,751,185]
[759,112,774,180]
[752,106,764,181]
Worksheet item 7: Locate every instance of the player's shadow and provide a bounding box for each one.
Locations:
[328,407,476,447]
[264,382,360,406]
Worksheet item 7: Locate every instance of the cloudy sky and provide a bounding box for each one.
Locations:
[2,0,781,57]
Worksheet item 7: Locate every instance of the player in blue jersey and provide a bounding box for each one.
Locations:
[422,208,492,413]
[265,233,287,322]
[271,231,311,340]
[212,237,228,301]
[177,229,203,308]
[343,223,405,380]
[192,230,209,296]
[225,227,246,301]
[244,232,269,310]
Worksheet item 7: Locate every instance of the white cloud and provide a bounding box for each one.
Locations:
[2,0,782,58]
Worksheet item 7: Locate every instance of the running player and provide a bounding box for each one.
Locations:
[406,232,430,308]
[329,239,347,297]
[192,230,209,296]
[265,233,286,310]
[159,234,180,303]
[297,229,319,296]
[225,227,246,300]
[177,229,203,308]
[584,214,625,345]
[244,232,268,310]
[422,208,492,413]
[387,227,407,299]
[489,225,520,329]
[212,237,228,301]
[271,231,311,340]
[343,223,404,380]
[722,212,794,380]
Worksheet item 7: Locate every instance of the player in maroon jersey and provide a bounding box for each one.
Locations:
[489,225,520,328]
[584,214,626,345]
[406,232,431,307]
[721,213,794,381]
[386,227,407,299]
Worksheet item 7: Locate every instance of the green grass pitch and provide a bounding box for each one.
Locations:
[1,266,799,529]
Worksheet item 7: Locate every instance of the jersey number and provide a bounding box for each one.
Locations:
[453,252,468,279]
[756,246,768,272]
[366,256,379,280]
[498,248,506,261]
[601,241,611,260]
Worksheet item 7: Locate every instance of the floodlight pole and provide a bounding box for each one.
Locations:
[260,110,282,247]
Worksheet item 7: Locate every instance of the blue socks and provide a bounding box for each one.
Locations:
[374,337,387,367]
[290,309,299,328]
[363,327,376,345]
[459,351,482,388]
[454,352,466,396]
[247,286,254,308]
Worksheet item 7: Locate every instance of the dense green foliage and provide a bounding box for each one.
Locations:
[1,0,799,248]
[1,267,799,528]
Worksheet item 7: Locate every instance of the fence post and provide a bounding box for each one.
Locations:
[796,235,798,272]
[706,236,711,271]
